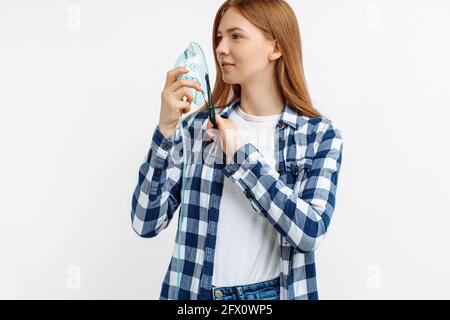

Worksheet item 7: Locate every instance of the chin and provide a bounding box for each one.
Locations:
[222,76,238,85]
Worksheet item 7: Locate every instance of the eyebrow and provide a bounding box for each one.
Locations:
[217,27,246,34]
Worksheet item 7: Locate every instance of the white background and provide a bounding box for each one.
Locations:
[1,0,449,299]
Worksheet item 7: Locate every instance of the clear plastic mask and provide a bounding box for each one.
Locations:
[174,41,216,127]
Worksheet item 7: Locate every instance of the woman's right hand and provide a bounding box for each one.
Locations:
[158,67,204,138]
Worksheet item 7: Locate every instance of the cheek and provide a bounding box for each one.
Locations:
[239,45,267,68]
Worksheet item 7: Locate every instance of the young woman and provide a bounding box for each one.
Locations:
[131,0,344,300]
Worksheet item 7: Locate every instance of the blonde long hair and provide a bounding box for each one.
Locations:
[199,0,322,118]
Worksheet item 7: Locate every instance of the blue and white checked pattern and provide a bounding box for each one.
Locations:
[131,99,343,300]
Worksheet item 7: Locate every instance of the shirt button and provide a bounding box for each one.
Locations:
[245,191,252,199]
[214,290,223,299]
[278,122,286,129]
[155,169,161,177]
[290,164,299,175]
[162,143,170,151]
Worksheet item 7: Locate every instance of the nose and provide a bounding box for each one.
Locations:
[215,38,229,57]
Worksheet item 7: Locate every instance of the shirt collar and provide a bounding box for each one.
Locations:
[218,99,306,130]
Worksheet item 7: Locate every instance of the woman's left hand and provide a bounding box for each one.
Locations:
[206,115,247,160]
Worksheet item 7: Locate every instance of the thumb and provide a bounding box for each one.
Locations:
[215,114,223,125]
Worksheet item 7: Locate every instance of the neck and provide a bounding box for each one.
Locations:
[239,68,285,116]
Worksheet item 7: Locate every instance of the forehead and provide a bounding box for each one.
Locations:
[217,8,254,34]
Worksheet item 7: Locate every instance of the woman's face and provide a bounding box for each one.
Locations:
[215,7,276,85]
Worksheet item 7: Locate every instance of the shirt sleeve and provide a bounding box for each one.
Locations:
[130,125,184,238]
[222,120,344,253]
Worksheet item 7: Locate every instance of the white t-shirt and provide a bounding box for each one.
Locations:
[212,106,282,287]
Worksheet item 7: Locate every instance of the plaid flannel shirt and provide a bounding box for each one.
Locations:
[131,99,343,300]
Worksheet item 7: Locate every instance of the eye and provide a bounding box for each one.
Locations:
[216,34,242,41]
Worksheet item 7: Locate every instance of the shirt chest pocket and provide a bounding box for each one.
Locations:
[282,158,313,190]
[248,158,313,215]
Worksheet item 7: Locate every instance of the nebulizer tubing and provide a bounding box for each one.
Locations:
[173,42,219,299]
[175,97,219,300]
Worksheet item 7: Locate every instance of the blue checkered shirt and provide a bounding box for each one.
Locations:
[131,100,344,300]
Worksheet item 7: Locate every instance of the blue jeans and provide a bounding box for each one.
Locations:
[210,276,280,300]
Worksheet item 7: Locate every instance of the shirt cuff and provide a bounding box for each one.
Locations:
[150,125,178,159]
[223,143,266,182]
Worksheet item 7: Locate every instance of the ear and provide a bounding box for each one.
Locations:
[269,40,282,62]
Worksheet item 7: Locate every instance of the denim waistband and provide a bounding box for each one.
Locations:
[210,276,280,300]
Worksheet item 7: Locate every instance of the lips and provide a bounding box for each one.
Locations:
[221,63,235,71]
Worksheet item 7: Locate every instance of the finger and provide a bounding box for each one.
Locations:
[174,87,194,104]
[205,129,218,140]
[164,67,189,88]
[169,77,204,95]
[215,114,224,127]
[176,100,192,114]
